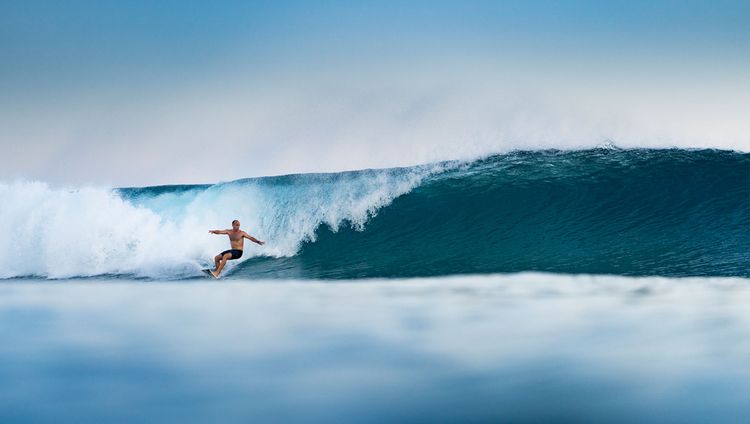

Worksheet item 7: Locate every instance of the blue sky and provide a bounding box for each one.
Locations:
[2,0,748,185]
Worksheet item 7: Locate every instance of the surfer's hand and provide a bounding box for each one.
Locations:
[258,240,265,245]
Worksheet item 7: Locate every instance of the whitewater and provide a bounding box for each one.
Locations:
[1,147,748,280]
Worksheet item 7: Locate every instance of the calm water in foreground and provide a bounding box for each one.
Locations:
[1,274,749,423]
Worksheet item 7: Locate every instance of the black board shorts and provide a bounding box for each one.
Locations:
[220,249,243,260]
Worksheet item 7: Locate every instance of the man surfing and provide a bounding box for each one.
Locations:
[207,219,265,278]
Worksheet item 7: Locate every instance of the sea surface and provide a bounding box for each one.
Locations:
[1,148,749,422]
[2,275,750,423]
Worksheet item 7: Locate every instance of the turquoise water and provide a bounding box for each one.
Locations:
[1,274,749,423]
[233,149,750,279]
[4,148,747,280]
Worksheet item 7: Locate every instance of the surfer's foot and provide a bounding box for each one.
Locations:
[210,270,220,278]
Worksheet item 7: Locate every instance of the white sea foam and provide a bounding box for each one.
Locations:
[0,165,439,279]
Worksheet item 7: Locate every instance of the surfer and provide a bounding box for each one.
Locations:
[207,220,265,278]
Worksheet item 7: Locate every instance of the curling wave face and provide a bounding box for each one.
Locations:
[1,148,748,280]
[0,164,438,279]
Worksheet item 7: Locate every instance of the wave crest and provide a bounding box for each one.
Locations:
[0,165,439,279]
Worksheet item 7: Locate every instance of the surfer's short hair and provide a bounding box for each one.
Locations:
[232,219,240,225]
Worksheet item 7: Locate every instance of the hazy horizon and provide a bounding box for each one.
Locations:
[2,0,748,186]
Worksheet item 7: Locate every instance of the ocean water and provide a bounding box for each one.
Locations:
[1,148,748,280]
[1,274,750,423]
[1,148,749,422]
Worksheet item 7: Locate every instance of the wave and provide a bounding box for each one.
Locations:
[0,163,441,279]
[1,148,749,279]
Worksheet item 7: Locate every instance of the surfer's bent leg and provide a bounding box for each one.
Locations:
[214,250,232,270]
[212,251,234,277]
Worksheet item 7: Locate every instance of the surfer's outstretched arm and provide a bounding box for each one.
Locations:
[209,229,230,234]
[242,231,265,245]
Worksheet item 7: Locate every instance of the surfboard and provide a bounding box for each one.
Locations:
[202,269,218,279]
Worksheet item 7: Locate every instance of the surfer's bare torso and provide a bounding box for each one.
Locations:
[225,229,251,250]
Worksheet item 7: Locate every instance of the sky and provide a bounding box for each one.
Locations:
[1,0,749,186]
